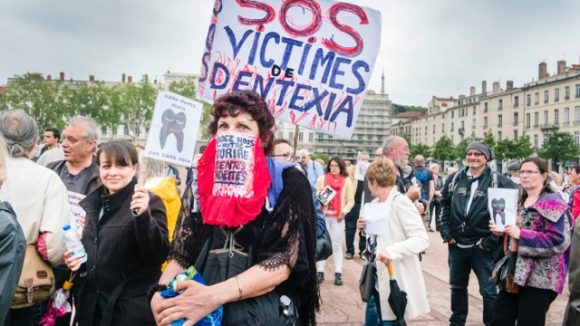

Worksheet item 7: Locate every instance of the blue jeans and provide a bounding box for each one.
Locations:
[365,293,401,326]
[448,243,497,326]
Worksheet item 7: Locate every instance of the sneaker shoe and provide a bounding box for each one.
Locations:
[334,273,343,286]
[317,272,324,283]
[345,252,354,260]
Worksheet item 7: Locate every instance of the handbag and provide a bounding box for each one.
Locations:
[196,228,296,326]
[11,244,55,308]
[315,228,332,261]
[490,235,519,294]
[359,262,374,302]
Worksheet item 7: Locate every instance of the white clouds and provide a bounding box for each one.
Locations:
[1,0,579,106]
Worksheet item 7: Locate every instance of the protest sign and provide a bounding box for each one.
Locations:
[198,0,381,139]
[487,188,518,232]
[143,91,202,167]
[67,191,86,237]
[213,131,256,198]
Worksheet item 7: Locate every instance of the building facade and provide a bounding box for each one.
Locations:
[393,60,580,158]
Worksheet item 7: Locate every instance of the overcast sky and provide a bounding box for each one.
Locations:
[1,0,579,106]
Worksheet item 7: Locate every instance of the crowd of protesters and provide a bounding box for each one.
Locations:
[0,90,579,325]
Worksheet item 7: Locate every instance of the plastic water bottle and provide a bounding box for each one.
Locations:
[63,224,87,263]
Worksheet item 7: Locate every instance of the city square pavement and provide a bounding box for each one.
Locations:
[316,231,570,325]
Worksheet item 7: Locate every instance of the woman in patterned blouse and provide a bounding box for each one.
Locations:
[490,156,572,326]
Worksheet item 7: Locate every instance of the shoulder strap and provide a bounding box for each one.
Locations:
[449,171,461,195]
[492,171,499,188]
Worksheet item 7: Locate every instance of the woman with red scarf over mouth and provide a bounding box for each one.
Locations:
[315,157,355,286]
[151,91,319,326]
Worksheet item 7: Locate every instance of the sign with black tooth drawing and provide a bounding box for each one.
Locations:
[487,188,518,232]
[143,91,202,167]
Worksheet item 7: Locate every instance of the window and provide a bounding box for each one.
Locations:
[124,125,129,135]
[535,92,539,105]
[526,113,531,128]
[299,132,303,141]
[534,134,538,147]
[367,135,373,141]
[498,99,503,110]
[554,109,559,125]
[544,110,549,126]
[498,114,503,126]
[576,131,580,147]
[113,126,118,135]
[451,122,454,131]
[101,126,107,134]
[564,107,570,124]
[289,132,294,140]
[441,124,445,133]
[461,121,465,129]
[526,94,531,106]
[575,106,580,122]
[534,112,539,127]
[513,130,518,139]
[425,126,428,135]
[472,118,476,130]
[544,90,549,104]
[576,84,580,98]
[473,106,476,115]
[498,131,502,141]
[555,88,560,102]
[565,86,570,100]
[484,102,488,113]
[451,111,455,118]
[513,112,519,126]
[483,117,488,129]
[309,133,313,142]
[514,96,519,107]
[318,134,323,141]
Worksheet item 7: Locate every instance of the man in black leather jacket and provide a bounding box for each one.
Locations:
[439,141,516,326]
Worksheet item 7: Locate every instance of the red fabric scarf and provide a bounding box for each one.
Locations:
[324,173,344,217]
[197,133,271,227]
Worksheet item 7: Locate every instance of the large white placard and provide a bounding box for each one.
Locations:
[198,0,381,139]
[487,188,519,232]
[143,91,202,167]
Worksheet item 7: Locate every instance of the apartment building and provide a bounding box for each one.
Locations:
[393,60,580,153]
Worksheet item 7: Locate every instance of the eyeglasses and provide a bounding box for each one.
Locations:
[519,170,541,175]
[466,152,484,157]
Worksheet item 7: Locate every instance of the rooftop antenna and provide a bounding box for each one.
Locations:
[381,69,385,95]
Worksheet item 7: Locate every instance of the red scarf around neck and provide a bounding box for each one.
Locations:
[324,173,344,217]
[197,133,271,227]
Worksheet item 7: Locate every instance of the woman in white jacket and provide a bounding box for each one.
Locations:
[358,158,430,325]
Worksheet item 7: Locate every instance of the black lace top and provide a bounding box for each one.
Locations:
[170,168,319,326]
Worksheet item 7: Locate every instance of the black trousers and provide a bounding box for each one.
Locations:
[491,286,557,326]
[345,202,365,255]
[7,304,41,326]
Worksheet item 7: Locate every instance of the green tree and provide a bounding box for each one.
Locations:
[432,135,455,165]
[168,77,212,138]
[115,79,157,141]
[311,153,329,165]
[482,132,496,151]
[1,73,69,129]
[513,135,535,159]
[538,128,580,169]
[454,138,471,161]
[411,143,431,158]
[495,139,517,161]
